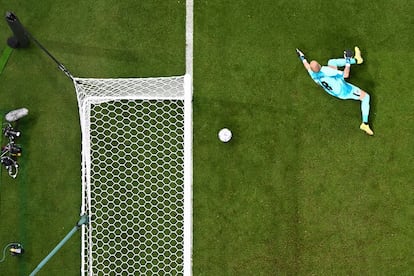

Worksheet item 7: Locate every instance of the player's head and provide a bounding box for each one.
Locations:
[310,60,321,72]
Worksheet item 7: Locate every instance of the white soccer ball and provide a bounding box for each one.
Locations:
[218,128,232,142]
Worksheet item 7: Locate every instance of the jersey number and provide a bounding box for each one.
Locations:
[321,81,332,91]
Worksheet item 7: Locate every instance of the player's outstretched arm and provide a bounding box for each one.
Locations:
[296,48,310,70]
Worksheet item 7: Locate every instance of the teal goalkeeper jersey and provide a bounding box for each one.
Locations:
[308,66,352,98]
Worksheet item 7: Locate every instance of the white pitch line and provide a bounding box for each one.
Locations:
[186,0,193,77]
[184,0,193,276]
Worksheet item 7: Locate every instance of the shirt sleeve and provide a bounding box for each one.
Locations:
[307,69,319,83]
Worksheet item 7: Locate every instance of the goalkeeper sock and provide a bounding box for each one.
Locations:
[361,94,370,123]
[328,58,356,67]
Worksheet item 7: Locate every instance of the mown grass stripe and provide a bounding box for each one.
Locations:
[0,46,13,75]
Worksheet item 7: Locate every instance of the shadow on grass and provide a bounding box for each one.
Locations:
[36,39,142,63]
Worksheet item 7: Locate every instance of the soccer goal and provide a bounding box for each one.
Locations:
[75,75,192,275]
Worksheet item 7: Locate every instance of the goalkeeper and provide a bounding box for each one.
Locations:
[296,47,373,136]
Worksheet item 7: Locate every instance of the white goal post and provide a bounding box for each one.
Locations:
[74,75,192,275]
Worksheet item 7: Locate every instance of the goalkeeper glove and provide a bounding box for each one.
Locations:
[296,48,306,62]
[344,49,353,64]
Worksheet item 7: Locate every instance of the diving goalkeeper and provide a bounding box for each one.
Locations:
[296,47,373,136]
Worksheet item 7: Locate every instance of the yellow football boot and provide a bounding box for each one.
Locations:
[354,46,364,64]
[360,123,374,136]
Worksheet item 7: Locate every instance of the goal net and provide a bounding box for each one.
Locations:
[74,75,192,275]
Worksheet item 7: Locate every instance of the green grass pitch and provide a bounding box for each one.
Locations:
[0,0,413,275]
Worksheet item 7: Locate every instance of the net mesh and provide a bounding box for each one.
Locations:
[74,76,189,275]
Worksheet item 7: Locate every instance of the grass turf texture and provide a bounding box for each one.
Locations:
[193,0,414,275]
[0,1,184,275]
[0,0,412,275]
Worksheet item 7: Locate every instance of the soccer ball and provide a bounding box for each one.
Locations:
[218,128,232,142]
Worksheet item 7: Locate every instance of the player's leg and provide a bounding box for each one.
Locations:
[359,91,371,122]
[327,46,364,68]
[328,58,356,68]
[342,84,373,135]
[328,49,356,68]
[356,90,374,136]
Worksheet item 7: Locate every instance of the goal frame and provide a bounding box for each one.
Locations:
[76,74,192,275]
